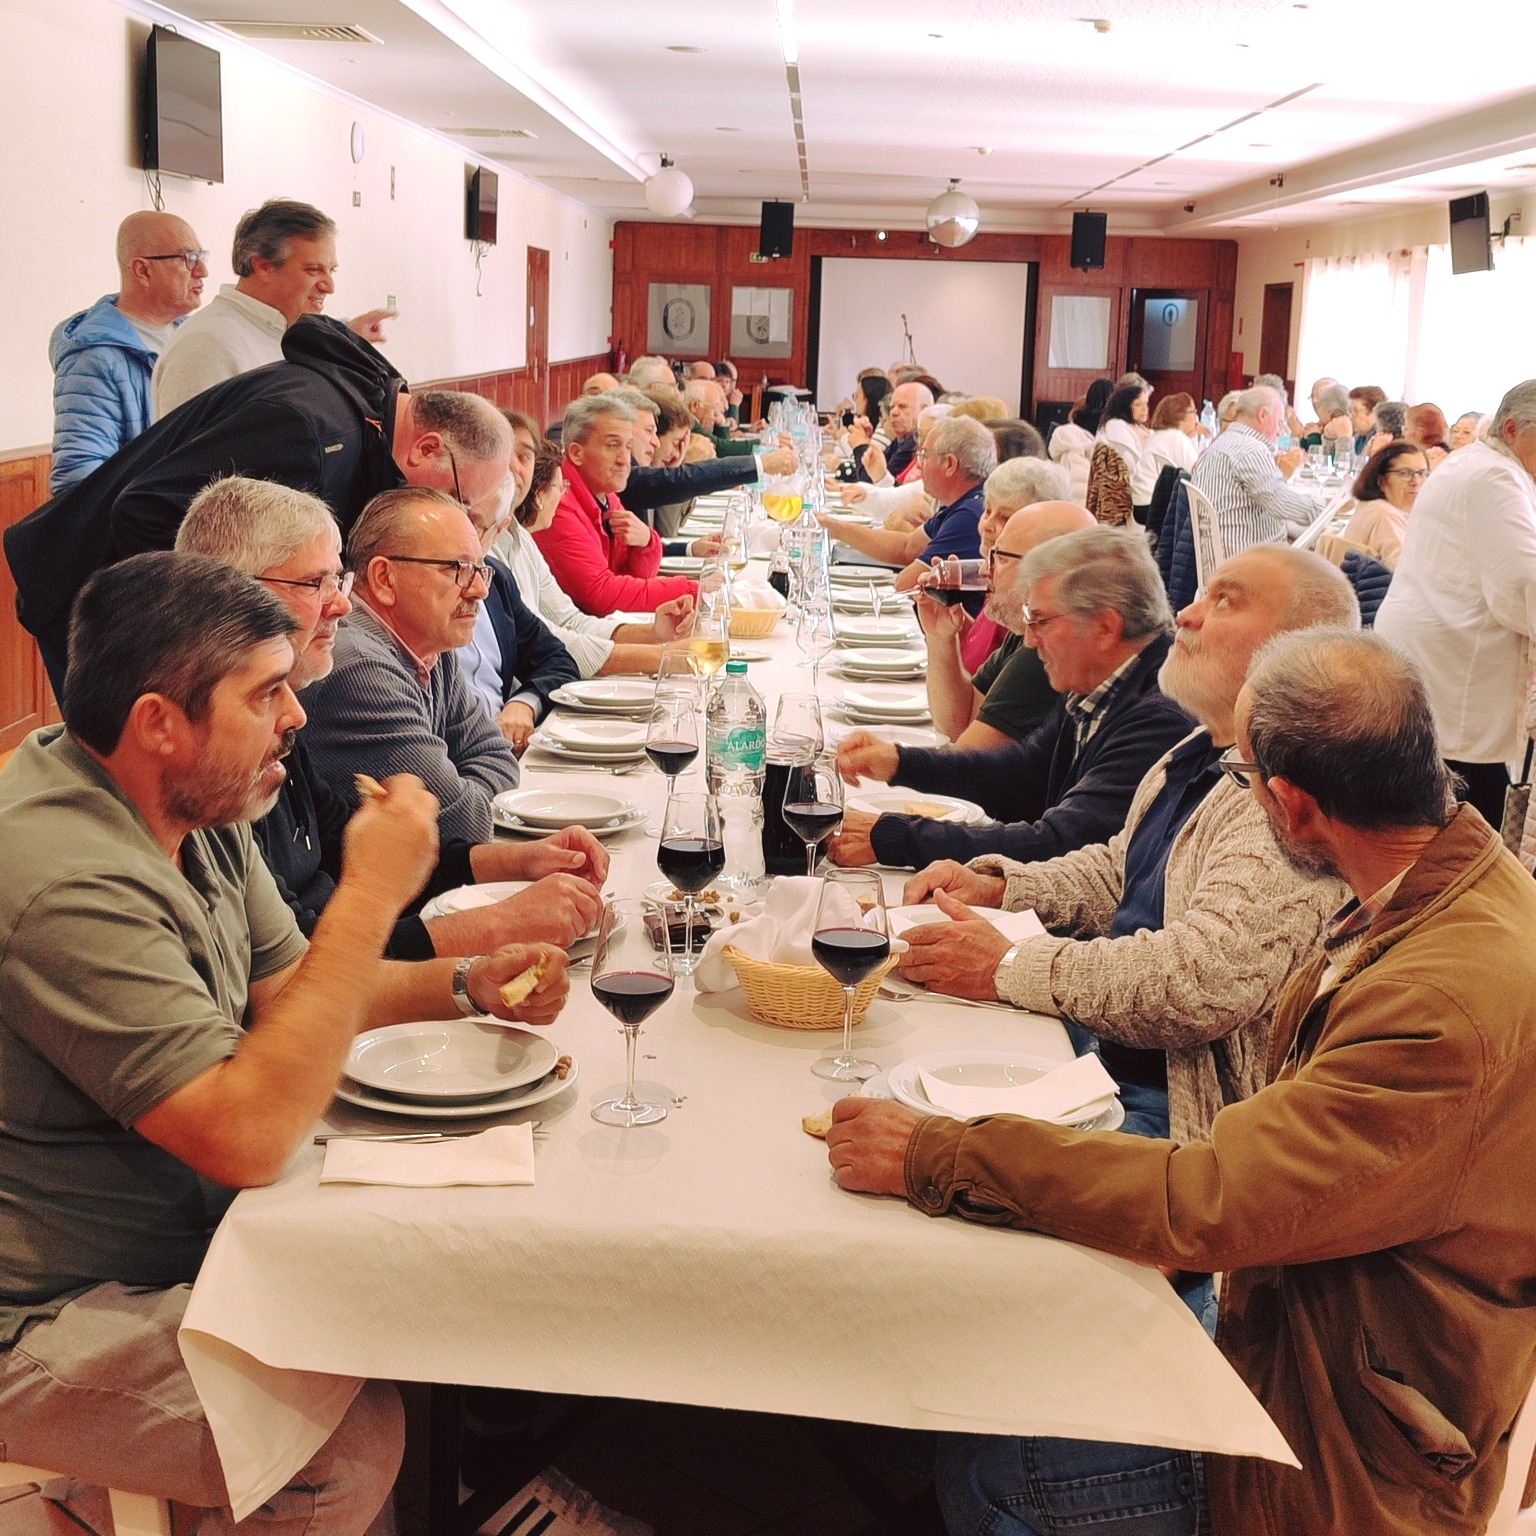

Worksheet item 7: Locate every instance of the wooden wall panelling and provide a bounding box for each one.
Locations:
[0,449,60,750]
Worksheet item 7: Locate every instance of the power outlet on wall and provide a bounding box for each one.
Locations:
[352,191,361,207]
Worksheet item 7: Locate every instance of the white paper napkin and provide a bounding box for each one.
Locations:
[319,1123,535,1187]
[886,905,1046,943]
[730,579,788,612]
[695,876,906,993]
[917,1052,1119,1123]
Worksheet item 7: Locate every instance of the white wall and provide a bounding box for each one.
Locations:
[1230,189,1536,380]
[0,0,615,452]
[815,259,1031,414]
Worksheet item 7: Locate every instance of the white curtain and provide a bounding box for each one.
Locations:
[1413,238,1536,419]
[1295,249,1418,399]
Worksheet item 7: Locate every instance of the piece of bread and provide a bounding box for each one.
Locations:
[354,773,386,802]
[802,1107,834,1140]
[498,955,548,1009]
[904,800,952,819]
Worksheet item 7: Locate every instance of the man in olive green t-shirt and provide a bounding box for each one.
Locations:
[0,551,570,1531]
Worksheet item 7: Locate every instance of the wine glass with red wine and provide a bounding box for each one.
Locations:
[918,556,989,608]
[782,754,844,877]
[811,869,889,1082]
[655,791,725,978]
[645,692,700,782]
[590,897,674,1127]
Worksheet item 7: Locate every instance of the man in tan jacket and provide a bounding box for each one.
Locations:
[830,630,1536,1536]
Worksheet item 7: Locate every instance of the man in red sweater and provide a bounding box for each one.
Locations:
[534,392,698,616]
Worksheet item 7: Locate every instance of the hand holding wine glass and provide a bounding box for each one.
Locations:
[811,870,889,1082]
[590,897,674,1127]
[783,755,844,878]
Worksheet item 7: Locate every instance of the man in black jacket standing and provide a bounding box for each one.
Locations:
[832,524,1193,868]
[7,316,510,693]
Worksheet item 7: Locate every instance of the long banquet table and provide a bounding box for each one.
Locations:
[179,542,1297,1520]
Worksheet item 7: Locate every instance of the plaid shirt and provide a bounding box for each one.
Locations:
[1064,649,1145,757]
[1314,869,1409,998]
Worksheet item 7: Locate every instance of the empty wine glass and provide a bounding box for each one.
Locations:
[654,646,699,703]
[772,692,825,754]
[655,791,724,978]
[783,754,844,877]
[811,870,888,1082]
[646,690,700,782]
[796,599,836,689]
[590,896,674,1127]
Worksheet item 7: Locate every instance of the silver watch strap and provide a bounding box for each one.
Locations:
[994,942,1021,999]
[451,955,484,1017]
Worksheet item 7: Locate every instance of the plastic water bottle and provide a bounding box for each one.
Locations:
[1278,425,1294,453]
[1200,399,1217,436]
[706,660,767,893]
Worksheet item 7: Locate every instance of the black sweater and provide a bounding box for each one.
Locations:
[868,634,1193,869]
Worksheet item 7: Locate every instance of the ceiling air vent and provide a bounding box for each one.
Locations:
[215,21,382,43]
[446,127,539,140]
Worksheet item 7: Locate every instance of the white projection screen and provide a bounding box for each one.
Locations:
[815,258,1032,414]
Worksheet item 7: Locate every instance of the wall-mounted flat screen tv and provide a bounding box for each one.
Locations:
[1449,192,1493,275]
[142,26,223,183]
[467,167,499,245]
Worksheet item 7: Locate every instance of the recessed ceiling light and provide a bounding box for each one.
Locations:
[716,126,741,132]
[1235,42,1250,48]
[666,44,706,53]
[1250,142,1272,148]
[876,230,888,241]
[928,31,943,38]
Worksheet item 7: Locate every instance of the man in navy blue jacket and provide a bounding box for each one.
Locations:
[832,524,1193,869]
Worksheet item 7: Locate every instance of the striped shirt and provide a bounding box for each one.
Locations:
[1192,423,1319,554]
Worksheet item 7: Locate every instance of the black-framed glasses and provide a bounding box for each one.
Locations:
[1386,468,1428,483]
[382,555,492,591]
[446,449,468,510]
[143,250,209,271]
[1217,748,1262,789]
[986,546,1025,570]
[260,570,354,600]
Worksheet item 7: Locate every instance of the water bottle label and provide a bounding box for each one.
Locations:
[716,725,767,772]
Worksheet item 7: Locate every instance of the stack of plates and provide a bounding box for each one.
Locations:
[845,789,986,824]
[537,716,648,762]
[834,617,922,648]
[838,646,926,681]
[546,679,656,717]
[828,722,945,750]
[829,564,896,586]
[886,1050,1124,1131]
[836,684,932,725]
[493,788,647,839]
[832,587,913,615]
[658,555,706,576]
[420,879,529,920]
[337,1018,578,1120]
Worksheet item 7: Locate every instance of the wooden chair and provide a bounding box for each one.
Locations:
[1182,480,1227,595]
[0,1464,171,1536]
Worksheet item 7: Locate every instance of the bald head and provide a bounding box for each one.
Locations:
[582,372,619,395]
[994,501,1095,558]
[114,210,206,324]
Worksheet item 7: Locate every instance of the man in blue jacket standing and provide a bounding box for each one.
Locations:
[48,211,207,491]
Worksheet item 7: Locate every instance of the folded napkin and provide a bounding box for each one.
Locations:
[918,1052,1119,1124]
[319,1123,535,1187]
[886,904,1046,943]
[695,876,906,993]
[729,578,788,612]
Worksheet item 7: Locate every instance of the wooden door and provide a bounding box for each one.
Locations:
[1127,287,1209,408]
[0,450,59,749]
[1259,282,1293,387]
[526,246,550,426]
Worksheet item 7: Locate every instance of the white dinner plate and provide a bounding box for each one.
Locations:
[841,705,935,726]
[829,564,896,586]
[839,665,925,683]
[838,647,927,672]
[495,805,648,840]
[658,556,706,575]
[419,880,531,920]
[527,737,649,764]
[887,1050,1125,1131]
[834,618,923,647]
[846,790,986,824]
[832,590,913,614]
[841,686,931,716]
[828,723,946,750]
[347,1019,559,1101]
[493,789,632,828]
[551,679,657,712]
[334,1059,580,1120]
[541,718,649,755]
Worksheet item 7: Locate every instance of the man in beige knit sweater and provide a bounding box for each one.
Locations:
[898,544,1358,1149]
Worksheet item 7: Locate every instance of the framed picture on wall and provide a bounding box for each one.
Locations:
[1046,295,1112,370]
[729,286,793,359]
[647,283,712,357]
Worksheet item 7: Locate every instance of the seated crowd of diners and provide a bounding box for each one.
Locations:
[3,202,1536,1536]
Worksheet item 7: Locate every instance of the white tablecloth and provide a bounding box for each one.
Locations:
[180,548,1296,1519]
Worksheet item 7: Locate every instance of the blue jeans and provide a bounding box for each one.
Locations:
[936,1434,1204,1535]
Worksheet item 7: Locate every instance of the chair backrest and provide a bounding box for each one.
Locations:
[1182,480,1227,595]
[0,1464,171,1536]
[1085,441,1134,528]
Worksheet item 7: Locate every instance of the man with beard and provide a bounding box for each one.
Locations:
[177,477,607,957]
[0,551,569,1529]
[829,630,1536,1536]
[299,488,522,843]
[896,546,1359,1149]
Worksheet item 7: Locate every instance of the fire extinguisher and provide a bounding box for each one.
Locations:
[613,340,628,374]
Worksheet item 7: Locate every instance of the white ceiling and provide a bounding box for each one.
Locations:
[172,0,1536,234]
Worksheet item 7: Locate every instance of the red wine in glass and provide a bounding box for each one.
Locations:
[646,740,699,777]
[657,836,726,892]
[811,927,893,987]
[592,970,675,1025]
[924,579,989,607]
[783,800,843,845]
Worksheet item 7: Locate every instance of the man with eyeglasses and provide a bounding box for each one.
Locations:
[48,211,208,492]
[832,523,1192,873]
[300,487,524,843]
[177,477,605,957]
[154,198,395,417]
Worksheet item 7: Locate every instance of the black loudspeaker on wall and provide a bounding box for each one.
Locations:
[1070,211,1107,271]
[759,201,795,259]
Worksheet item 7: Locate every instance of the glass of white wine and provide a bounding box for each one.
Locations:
[687,605,731,682]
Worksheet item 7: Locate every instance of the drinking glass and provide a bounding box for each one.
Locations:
[1305,444,1325,479]
[646,690,700,782]
[783,754,844,877]
[772,692,825,754]
[917,556,989,608]
[654,646,699,703]
[686,604,731,682]
[811,870,888,1082]
[796,599,836,689]
[655,791,724,977]
[590,897,674,1127]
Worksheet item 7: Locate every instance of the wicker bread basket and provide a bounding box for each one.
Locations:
[728,607,782,639]
[724,945,897,1029]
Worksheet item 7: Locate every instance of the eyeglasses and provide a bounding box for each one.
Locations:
[1217,748,1262,789]
[260,570,354,600]
[1019,604,1069,633]
[143,250,209,271]
[446,450,469,510]
[1386,468,1428,483]
[382,555,493,591]
[986,547,1025,571]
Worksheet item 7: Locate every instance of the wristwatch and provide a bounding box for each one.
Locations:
[994,943,1020,1001]
[452,955,485,1017]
